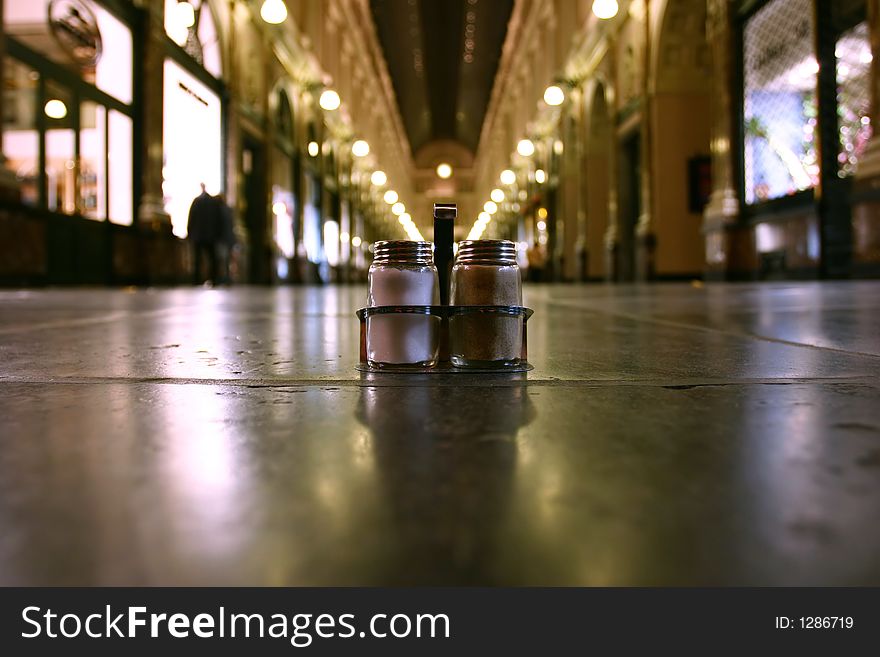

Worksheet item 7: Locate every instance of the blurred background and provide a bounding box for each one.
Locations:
[0,0,877,287]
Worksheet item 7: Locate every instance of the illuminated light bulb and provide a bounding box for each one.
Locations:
[352,140,370,157]
[319,89,341,111]
[177,1,195,28]
[307,141,319,157]
[535,169,547,184]
[391,202,405,216]
[272,201,286,215]
[500,169,516,185]
[260,0,288,24]
[543,85,565,106]
[352,236,362,247]
[44,99,67,119]
[436,163,453,179]
[554,140,564,155]
[517,139,535,157]
[490,188,505,203]
[537,207,548,220]
[371,170,387,186]
[340,232,350,243]
[383,190,398,204]
[484,200,498,214]
[537,220,547,231]
[592,0,619,20]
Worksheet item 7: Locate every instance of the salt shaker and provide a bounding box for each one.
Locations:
[366,240,440,368]
[450,239,523,368]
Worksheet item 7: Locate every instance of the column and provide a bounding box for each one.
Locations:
[603,39,620,281]
[137,0,172,230]
[635,0,655,281]
[702,0,746,279]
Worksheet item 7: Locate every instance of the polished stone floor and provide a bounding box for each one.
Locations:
[1,282,879,585]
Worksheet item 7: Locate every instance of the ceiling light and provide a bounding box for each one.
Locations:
[352,236,362,247]
[592,0,619,20]
[538,207,548,219]
[319,89,340,111]
[490,188,504,203]
[44,99,67,119]
[537,220,547,231]
[352,140,370,157]
[272,201,286,215]
[384,190,398,204]
[307,141,319,157]
[500,169,516,185]
[484,200,498,214]
[517,139,535,157]
[436,163,453,179]
[392,202,405,216]
[535,169,547,184]
[371,170,387,186]
[260,0,288,24]
[543,85,565,106]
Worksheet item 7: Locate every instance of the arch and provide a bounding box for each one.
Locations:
[274,88,294,145]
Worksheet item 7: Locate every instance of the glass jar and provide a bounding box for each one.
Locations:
[366,240,440,368]
[450,239,523,368]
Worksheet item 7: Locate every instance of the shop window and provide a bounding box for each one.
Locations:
[162,58,223,237]
[2,58,40,206]
[3,0,132,105]
[108,110,133,225]
[835,21,872,178]
[44,82,76,214]
[79,101,106,220]
[743,0,819,204]
[165,0,222,78]
[272,185,295,260]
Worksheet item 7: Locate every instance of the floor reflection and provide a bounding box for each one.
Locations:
[355,376,536,583]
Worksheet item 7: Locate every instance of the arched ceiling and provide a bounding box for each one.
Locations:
[369,0,514,159]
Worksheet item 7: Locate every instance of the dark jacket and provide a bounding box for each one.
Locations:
[187,192,219,243]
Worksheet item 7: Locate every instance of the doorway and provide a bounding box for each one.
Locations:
[617,131,641,282]
[241,135,268,284]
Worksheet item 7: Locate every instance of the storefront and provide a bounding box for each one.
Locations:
[161,0,224,239]
[3,0,136,221]
[738,0,871,277]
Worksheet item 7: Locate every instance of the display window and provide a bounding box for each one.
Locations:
[2,58,40,206]
[835,21,872,178]
[162,58,223,238]
[742,0,818,204]
[2,0,134,224]
[4,0,132,104]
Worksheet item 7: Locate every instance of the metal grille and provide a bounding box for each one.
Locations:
[836,21,873,178]
[743,0,818,204]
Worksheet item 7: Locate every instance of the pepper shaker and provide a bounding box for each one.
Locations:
[449,239,523,368]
